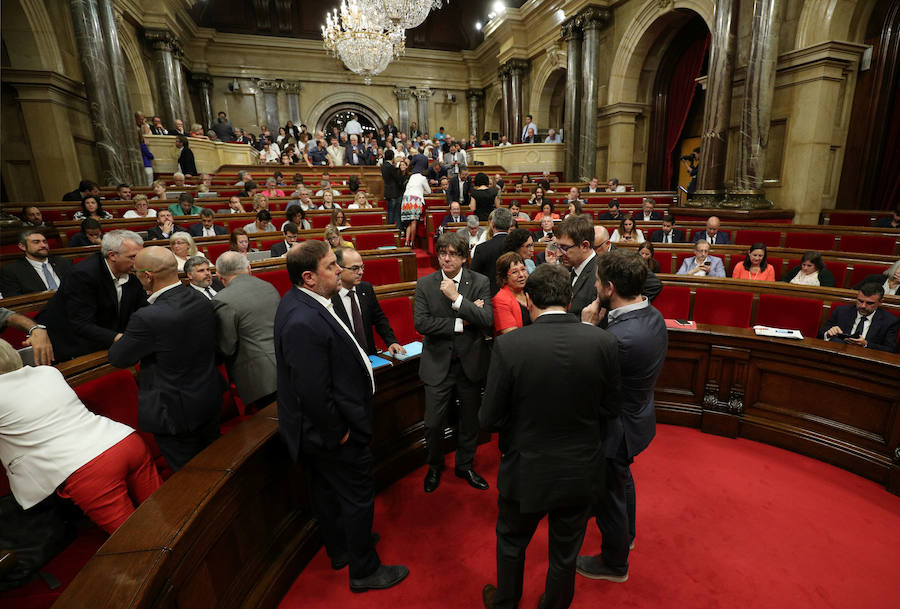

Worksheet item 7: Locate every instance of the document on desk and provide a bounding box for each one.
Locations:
[753,325,803,339]
[389,341,423,360]
[368,354,394,369]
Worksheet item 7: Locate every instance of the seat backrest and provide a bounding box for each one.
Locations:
[255,268,293,296]
[0,310,36,351]
[735,230,781,247]
[823,261,848,289]
[363,258,402,286]
[848,263,889,288]
[839,234,896,256]
[204,242,231,263]
[355,232,397,250]
[784,232,836,251]
[826,212,871,227]
[756,294,823,337]
[654,251,674,274]
[692,288,753,327]
[651,285,691,320]
[675,252,694,272]
[374,296,420,350]
[348,214,385,227]
[310,214,331,229]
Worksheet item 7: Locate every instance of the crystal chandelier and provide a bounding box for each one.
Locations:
[363,0,435,31]
[322,0,403,85]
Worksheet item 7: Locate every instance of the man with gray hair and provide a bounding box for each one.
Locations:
[184,255,223,299]
[211,251,281,410]
[457,215,487,251]
[36,230,146,361]
[471,207,513,295]
[234,170,251,187]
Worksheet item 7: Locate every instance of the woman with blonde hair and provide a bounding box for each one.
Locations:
[170,232,198,271]
[150,180,168,200]
[324,224,352,250]
[123,194,156,218]
[349,191,373,209]
[252,193,270,212]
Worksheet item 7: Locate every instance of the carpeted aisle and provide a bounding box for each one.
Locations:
[279,424,900,609]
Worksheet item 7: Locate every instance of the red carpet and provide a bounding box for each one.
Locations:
[279,424,900,609]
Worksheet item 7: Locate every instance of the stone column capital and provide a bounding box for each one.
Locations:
[577,6,611,30]
[505,58,530,75]
[413,88,433,100]
[560,17,583,40]
[465,88,484,101]
[282,80,302,92]
[257,79,284,91]
[394,87,412,100]
[497,64,511,80]
[144,29,181,53]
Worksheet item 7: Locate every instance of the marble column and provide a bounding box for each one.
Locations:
[283,81,302,124]
[561,17,583,181]
[415,88,432,139]
[732,0,783,206]
[172,46,189,123]
[192,74,214,131]
[466,88,484,140]
[144,29,181,131]
[69,0,128,184]
[499,65,511,140]
[578,6,610,181]
[394,87,411,134]
[508,59,528,143]
[695,0,740,203]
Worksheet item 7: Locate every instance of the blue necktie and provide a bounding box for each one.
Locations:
[42,263,58,290]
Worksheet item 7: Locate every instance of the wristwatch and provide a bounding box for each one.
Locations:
[26,323,47,337]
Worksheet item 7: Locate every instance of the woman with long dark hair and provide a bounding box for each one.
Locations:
[732,242,774,281]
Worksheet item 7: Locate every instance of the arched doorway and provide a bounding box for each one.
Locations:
[537,67,566,135]
[316,103,381,138]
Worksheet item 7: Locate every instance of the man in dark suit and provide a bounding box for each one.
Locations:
[596,200,623,221]
[873,205,900,228]
[692,215,730,245]
[269,222,299,258]
[638,198,663,221]
[62,179,99,202]
[36,230,147,361]
[275,241,409,592]
[414,231,493,493]
[480,264,621,609]
[578,249,668,583]
[581,177,601,193]
[149,115,169,135]
[345,134,367,166]
[471,208,513,295]
[331,248,406,357]
[184,255,224,299]
[147,209,188,241]
[446,168,472,205]
[211,114,236,142]
[556,215,598,318]
[109,246,224,471]
[649,215,686,244]
[532,215,556,243]
[439,201,465,233]
[381,150,404,228]
[189,208,227,238]
[819,283,899,353]
[0,229,73,297]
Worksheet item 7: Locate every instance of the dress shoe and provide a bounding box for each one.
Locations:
[575,555,628,582]
[349,564,409,592]
[482,584,498,609]
[424,467,441,493]
[455,468,489,490]
[330,532,380,570]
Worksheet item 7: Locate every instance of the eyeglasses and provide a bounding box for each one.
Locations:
[345,264,365,273]
[556,242,578,253]
[594,240,610,251]
[438,250,463,258]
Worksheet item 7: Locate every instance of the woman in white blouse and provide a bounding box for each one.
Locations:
[610,215,645,243]
[122,194,157,218]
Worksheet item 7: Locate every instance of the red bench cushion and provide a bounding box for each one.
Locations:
[692,288,753,327]
[756,294,824,337]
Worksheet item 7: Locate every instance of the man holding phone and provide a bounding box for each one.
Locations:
[675,240,725,277]
[819,283,899,352]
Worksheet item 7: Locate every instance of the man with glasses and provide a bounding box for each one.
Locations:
[414,232,493,494]
[331,248,406,357]
[556,215,598,318]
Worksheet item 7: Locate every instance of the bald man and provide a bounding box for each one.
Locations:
[109,246,225,471]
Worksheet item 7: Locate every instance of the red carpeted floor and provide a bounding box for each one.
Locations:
[279,424,900,609]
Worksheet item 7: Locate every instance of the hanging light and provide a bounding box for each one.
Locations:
[322,0,402,85]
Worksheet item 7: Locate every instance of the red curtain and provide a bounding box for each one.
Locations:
[663,34,710,189]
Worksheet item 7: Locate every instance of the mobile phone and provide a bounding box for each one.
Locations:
[702,260,711,266]
[674,319,692,326]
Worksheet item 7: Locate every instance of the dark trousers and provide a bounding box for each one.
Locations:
[153,419,220,472]
[494,494,591,609]
[306,441,380,580]
[593,441,635,572]
[423,359,482,470]
[386,196,402,228]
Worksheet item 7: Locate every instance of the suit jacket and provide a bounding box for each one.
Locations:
[62,189,83,201]
[150,125,169,135]
[650,228,686,243]
[604,304,667,459]
[381,162,404,199]
[269,240,292,258]
[188,223,227,237]
[344,144,366,165]
[275,287,375,459]
[440,214,465,230]
[638,211,664,221]
[211,274,280,404]
[147,224,188,241]
[470,233,509,295]
[178,147,198,176]
[818,304,899,353]
[532,229,555,242]
[446,175,472,204]
[36,252,147,361]
[108,284,224,435]
[212,121,235,142]
[569,254,599,317]
[692,230,731,245]
[480,313,621,512]
[331,281,399,355]
[874,217,900,228]
[0,256,73,297]
[414,268,493,386]
[597,212,623,221]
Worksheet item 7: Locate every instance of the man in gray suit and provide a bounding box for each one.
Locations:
[414,231,493,494]
[211,251,280,409]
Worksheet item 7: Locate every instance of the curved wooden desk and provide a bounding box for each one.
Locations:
[52,328,900,608]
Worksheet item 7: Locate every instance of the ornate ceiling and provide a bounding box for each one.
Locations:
[190,1,526,52]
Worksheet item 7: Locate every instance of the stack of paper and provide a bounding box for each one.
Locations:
[388,341,423,360]
[753,325,803,339]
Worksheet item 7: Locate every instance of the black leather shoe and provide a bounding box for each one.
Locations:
[349,564,409,592]
[424,468,441,493]
[330,532,380,570]
[482,584,497,609]
[455,468,489,490]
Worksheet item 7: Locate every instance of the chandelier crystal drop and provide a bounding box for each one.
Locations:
[321,0,402,85]
[362,0,434,31]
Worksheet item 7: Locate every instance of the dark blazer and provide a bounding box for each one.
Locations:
[269,240,291,258]
[381,162,405,199]
[188,223,227,238]
[638,211,664,221]
[532,229,555,242]
[212,120,235,142]
[650,228,686,243]
[36,252,147,361]
[331,281,399,355]
[149,125,169,135]
[68,233,97,248]
[275,287,375,460]
[480,313,621,512]
[818,304,899,353]
[427,165,448,185]
[344,144,366,165]
[597,212,623,221]
[874,216,899,228]
[62,189,84,201]
[0,257,73,297]
[851,273,891,291]
[178,147,198,176]
[440,214,465,230]
[604,304,667,459]
[470,233,509,295]
[782,265,836,287]
[446,175,472,204]
[147,224,188,241]
[692,230,730,245]
[569,254,599,318]
[108,284,224,434]
[414,268,493,386]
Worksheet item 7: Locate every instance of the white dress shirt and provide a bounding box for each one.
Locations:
[26,257,60,291]
[442,269,466,333]
[849,312,873,340]
[338,285,361,333]
[147,281,182,304]
[105,259,131,305]
[190,283,217,299]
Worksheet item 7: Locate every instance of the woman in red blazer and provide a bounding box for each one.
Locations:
[492,252,530,335]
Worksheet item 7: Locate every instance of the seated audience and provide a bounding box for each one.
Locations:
[243,209,276,234]
[184,255,223,299]
[189,208,227,237]
[168,192,203,216]
[533,215,556,243]
[458,214,487,250]
[171,172,187,189]
[782,251,835,287]
[533,202,559,221]
[639,198,663,221]
[229,228,254,256]
[874,205,900,228]
[295,187,315,211]
[283,204,310,231]
[819,283,899,353]
[851,260,900,295]
[529,185,548,207]
[581,177,601,193]
[68,218,103,248]
[0,340,162,534]
[650,215,685,243]
[676,239,725,277]
[440,201,465,233]
[252,193,270,212]
[0,230,73,296]
[239,180,258,198]
[234,170,252,187]
[262,177,286,198]
[509,202,530,222]
[331,208,351,229]
[122,194,156,218]
[325,224,352,250]
[226,196,246,214]
[112,183,133,200]
[348,191,374,209]
[732,243,775,281]
[692,215,730,245]
[565,199,584,219]
[62,180,100,202]
[73,195,114,221]
[319,190,340,210]
[543,128,561,143]
[170,232,198,271]
[597,200,622,221]
[637,241,660,273]
[147,209,186,240]
[269,222,299,257]
[606,177,626,192]
[611,215,645,243]
[492,252,530,335]
[150,180,168,200]
[20,205,45,227]
[314,172,341,197]
[504,228,536,274]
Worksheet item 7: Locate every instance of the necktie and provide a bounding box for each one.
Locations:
[570,267,578,285]
[349,289,368,352]
[42,263,58,290]
[851,315,867,338]
[204,288,214,299]
[710,234,716,244]
[666,234,671,244]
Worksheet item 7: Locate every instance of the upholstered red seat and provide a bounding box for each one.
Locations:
[755,294,824,337]
[651,286,691,319]
[675,252,694,272]
[225,218,247,233]
[255,268,293,295]
[839,234,896,256]
[823,261,848,289]
[692,288,753,327]
[826,212,871,227]
[257,238,281,252]
[355,232,397,250]
[784,232,835,251]
[310,214,332,229]
[362,258,402,285]
[848,263,890,288]
[203,242,231,263]
[654,251,675,273]
[348,214,385,226]
[0,310,36,352]
[735,230,781,247]
[374,296,420,350]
